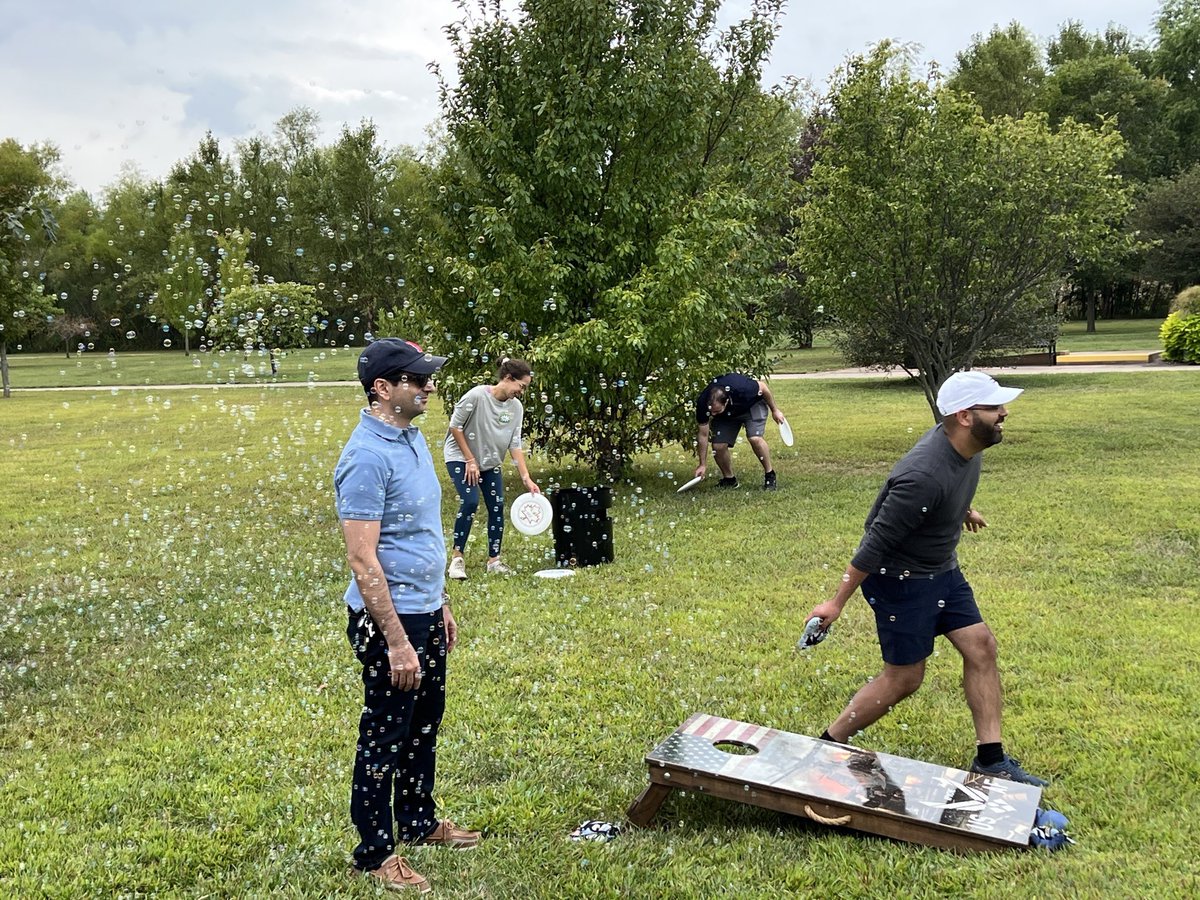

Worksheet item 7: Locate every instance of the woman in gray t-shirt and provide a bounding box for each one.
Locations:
[443,359,540,578]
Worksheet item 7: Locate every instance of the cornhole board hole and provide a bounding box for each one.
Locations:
[628,713,1041,852]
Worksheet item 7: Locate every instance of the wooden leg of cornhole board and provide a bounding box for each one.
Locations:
[626,782,672,827]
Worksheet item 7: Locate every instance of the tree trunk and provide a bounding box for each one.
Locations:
[184,328,191,356]
[1086,292,1096,333]
[1,340,10,399]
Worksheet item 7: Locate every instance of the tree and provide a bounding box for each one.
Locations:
[795,45,1130,417]
[772,111,828,349]
[298,121,413,336]
[1039,25,1176,181]
[203,281,325,373]
[948,22,1044,119]
[1153,0,1200,168]
[0,139,62,396]
[45,314,95,358]
[1130,162,1200,288]
[152,227,209,354]
[410,0,795,475]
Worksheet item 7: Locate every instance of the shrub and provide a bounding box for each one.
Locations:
[1161,285,1200,364]
[1169,284,1200,315]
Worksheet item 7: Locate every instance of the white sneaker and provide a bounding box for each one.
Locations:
[448,556,467,580]
[486,560,515,575]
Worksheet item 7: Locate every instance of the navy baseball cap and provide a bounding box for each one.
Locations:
[357,338,448,389]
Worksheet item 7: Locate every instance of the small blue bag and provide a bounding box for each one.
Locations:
[1029,807,1075,850]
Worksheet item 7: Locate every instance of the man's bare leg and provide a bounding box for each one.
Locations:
[825,660,926,742]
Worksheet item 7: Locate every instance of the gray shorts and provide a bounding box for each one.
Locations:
[710,400,768,446]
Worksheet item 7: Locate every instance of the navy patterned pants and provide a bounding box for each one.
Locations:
[346,607,447,871]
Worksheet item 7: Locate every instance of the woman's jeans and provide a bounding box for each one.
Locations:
[446,461,505,557]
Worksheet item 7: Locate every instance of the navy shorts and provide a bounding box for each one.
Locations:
[710,400,768,446]
[862,568,983,666]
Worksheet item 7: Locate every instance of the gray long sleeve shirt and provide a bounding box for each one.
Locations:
[850,424,981,577]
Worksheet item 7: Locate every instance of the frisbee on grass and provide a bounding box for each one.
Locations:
[779,418,795,447]
[534,568,575,579]
[795,616,832,651]
[510,492,552,536]
[676,475,703,493]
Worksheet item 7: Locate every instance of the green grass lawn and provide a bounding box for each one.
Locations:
[2,374,1199,897]
[768,332,846,374]
[1,346,361,389]
[1056,318,1166,352]
[2,319,1168,391]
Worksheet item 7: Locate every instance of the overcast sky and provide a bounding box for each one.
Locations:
[0,0,1164,196]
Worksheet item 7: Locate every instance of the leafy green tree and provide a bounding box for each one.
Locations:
[203,281,325,373]
[411,0,794,475]
[234,109,323,287]
[1039,24,1175,180]
[795,45,1130,416]
[1153,0,1200,168]
[152,227,209,354]
[298,122,414,337]
[772,112,828,349]
[216,228,256,295]
[1,139,62,396]
[1028,21,1175,326]
[949,22,1044,119]
[1130,162,1200,288]
[1047,20,1141,67]
[99,176,177,343]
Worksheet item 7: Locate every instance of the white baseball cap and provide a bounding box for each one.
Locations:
[936,371,1024,416]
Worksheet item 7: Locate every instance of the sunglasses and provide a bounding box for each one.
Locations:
[398,371,433,389]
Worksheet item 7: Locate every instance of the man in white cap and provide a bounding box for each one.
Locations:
[806,370,1047,785]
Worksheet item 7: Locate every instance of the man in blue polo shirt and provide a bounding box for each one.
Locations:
[335,337,480,893]
[694,372,787,490]
[806,371,1047,787]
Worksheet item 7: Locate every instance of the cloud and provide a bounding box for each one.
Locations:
[0,0,1166,196]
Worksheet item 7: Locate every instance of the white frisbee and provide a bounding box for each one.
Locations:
[510,492,553,536]
[779,418,794,447]
[676,475,703,493]
[533,568,575,579]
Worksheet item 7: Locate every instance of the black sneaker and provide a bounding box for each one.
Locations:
[764,471,777,491]
[716,476,739,489]
[970,754,1048,787]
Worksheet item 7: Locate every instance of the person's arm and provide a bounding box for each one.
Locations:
[509,447,539,494]
[448,426,481,486]
[441,590,458,653]
[850,473,936,574]
[695,421,711,478]
[808,564,869,628]
[963,508,988,533]
[340,518,422,690]
[757,379,786,425]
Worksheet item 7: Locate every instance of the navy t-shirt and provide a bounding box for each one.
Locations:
[696,373,762,424]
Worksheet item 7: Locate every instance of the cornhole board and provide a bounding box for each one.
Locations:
[628,713,1041,852]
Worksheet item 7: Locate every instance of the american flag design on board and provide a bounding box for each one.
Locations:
[647,714,775,778]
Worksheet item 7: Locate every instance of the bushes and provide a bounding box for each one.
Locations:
[1160,285,1200,363]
